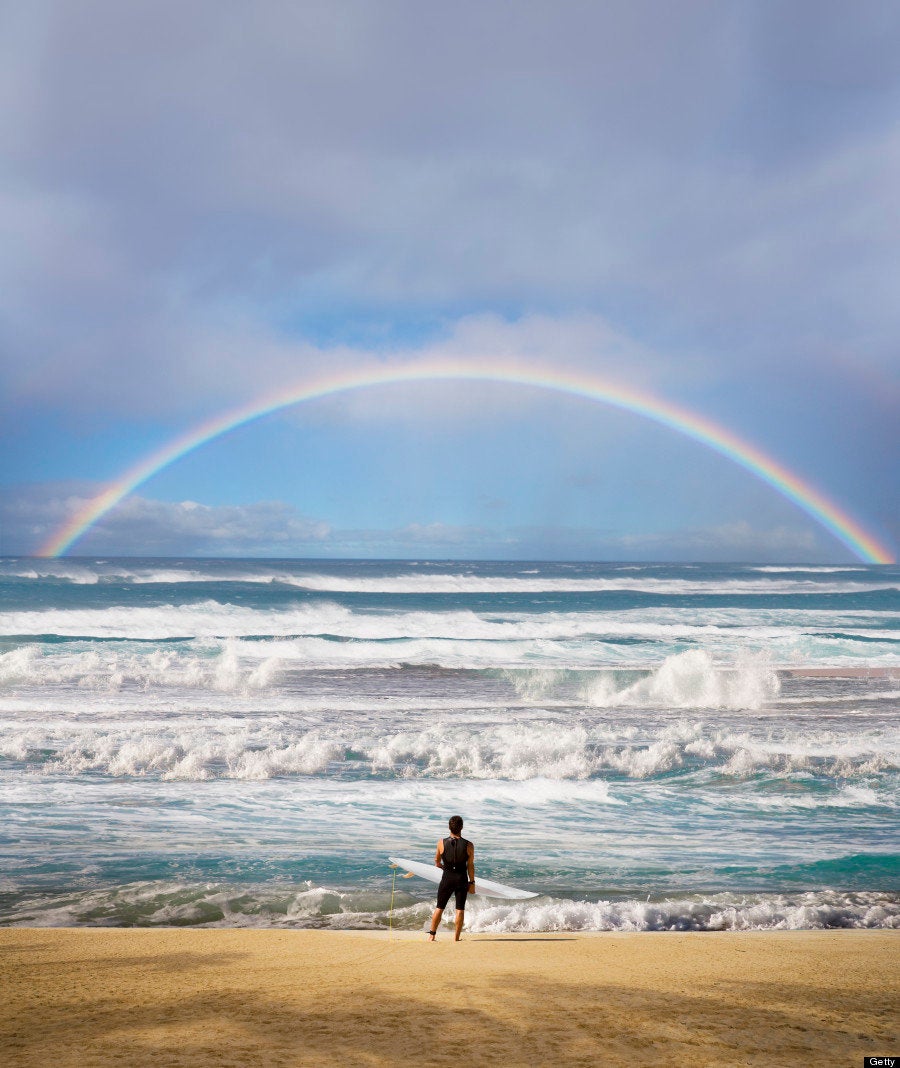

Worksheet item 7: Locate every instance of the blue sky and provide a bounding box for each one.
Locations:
[1,1,897,560]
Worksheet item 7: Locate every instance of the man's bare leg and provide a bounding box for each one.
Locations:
[454,909,464,941]
[428,906,443,939]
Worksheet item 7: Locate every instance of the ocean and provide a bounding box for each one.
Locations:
[1,558,897,932]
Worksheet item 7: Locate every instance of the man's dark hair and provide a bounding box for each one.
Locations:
[448,815,464,835]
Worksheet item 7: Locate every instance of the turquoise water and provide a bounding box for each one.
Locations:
[1,558,898,931]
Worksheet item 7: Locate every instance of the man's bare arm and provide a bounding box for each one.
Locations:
[468,843,475,885]
[434,839,444,869]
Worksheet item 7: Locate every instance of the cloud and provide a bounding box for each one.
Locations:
[1,1,898,421]
[0,304,698,424]
[0,483,830,562]
[0,484,329,557]
[0,484,512,557]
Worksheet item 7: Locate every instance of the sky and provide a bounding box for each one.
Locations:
[1,0,898,562]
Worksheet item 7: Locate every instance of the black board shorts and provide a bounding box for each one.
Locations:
[436,871,469,911]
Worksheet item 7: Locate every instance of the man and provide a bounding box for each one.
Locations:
[428,814,475,941]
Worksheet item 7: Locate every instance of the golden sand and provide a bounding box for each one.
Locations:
[1,928,897,1067]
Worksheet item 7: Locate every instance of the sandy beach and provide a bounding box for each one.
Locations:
[1,928,896,1067]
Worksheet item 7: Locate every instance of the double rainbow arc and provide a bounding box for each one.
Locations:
[40,360,894,563]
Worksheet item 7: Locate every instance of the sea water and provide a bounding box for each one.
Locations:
[1,558,897,931]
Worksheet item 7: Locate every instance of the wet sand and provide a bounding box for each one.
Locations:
[778,666,900,678]
[1,928,897,1066]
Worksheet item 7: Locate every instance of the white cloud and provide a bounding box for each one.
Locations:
[0,485,329,557]
[1,2,897,420]
[0,307,696,424]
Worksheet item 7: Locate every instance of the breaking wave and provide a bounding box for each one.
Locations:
[0,600,854,640]
[0,642,282,694]
[3,880,897,931]
[4,707,895,782]
[2,600,897,673]
[463,890,900,932]
[585,649,779,709]
[1,642,786,709]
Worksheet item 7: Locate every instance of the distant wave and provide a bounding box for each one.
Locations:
[3,562,895,594]
[2,602,897,670]
[264,573,896,595]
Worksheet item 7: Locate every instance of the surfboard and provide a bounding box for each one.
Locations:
[389,856,538,900]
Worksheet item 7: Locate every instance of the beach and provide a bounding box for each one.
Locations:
[1,928,897,1066]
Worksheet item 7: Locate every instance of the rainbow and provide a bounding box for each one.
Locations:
[40,360,894,562]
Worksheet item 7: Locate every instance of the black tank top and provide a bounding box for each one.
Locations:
[442,836,470,876]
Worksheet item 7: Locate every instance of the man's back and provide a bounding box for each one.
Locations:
[441,835,470,873]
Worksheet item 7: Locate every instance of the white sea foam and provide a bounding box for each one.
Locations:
[0,642,282,694]
[741,785,890,810]
[3,880,896,930]
[5,564,105,584]
[270,572,896,594]
[0,879,429,929]
[464,890,900,932]
[3,561,894,593]
[46,730,342,780]
[368,726,602,782]
[4,706,895,782]
[0,644,790,731]
[581,650,780,710]
[503,651,782,713]
[3,602,897,678]
[0,723,610,782]
[0,601,795,640]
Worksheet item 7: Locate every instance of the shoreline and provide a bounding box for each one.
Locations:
[777,665,900,678]
[2,928,897,1066]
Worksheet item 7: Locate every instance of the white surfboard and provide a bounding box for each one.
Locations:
[389,856,538,900]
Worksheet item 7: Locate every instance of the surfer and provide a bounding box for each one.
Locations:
[428,814,475,942]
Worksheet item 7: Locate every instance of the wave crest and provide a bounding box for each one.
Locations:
[587,650,779,710]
